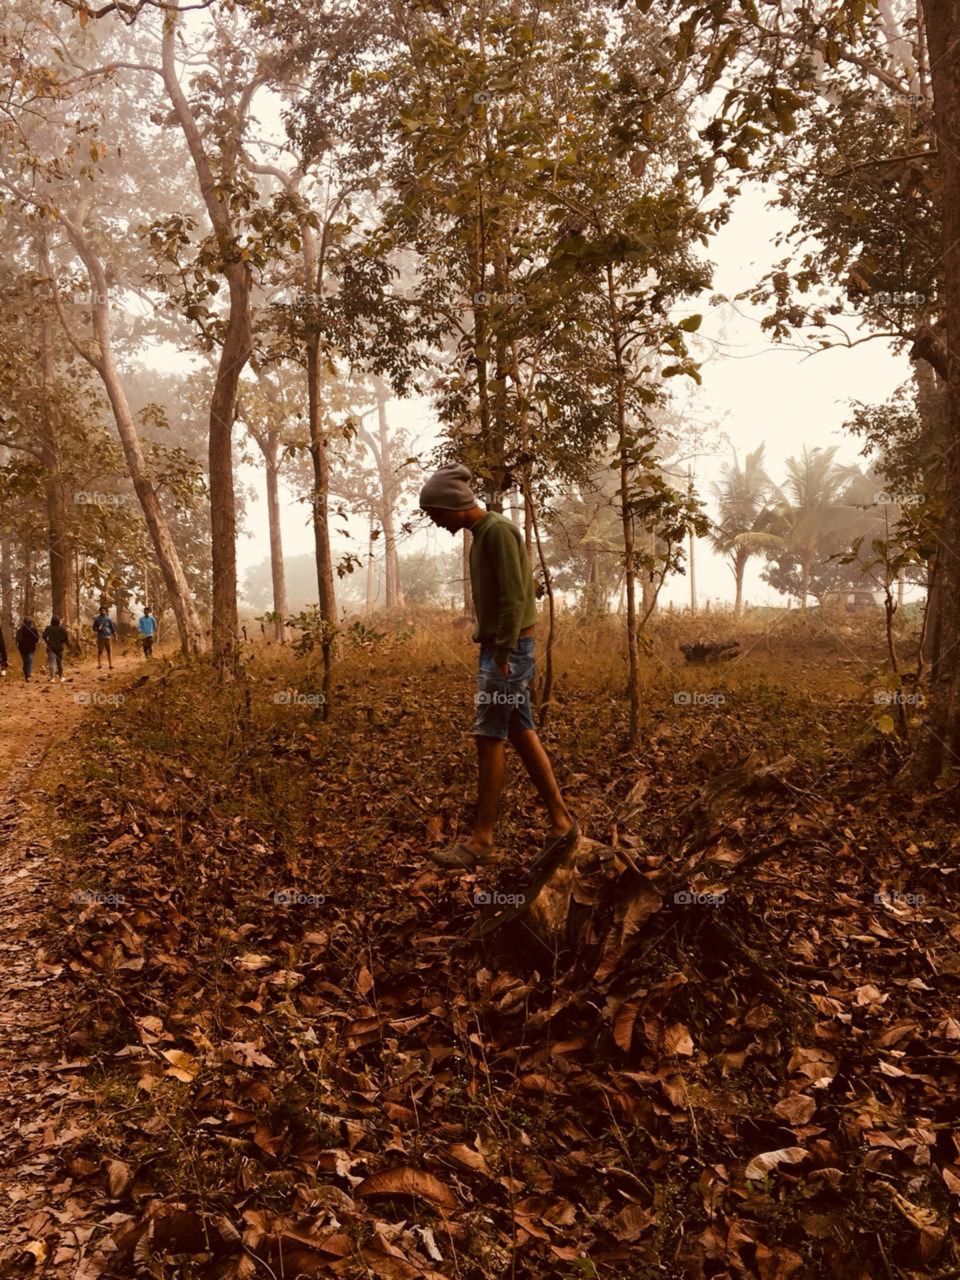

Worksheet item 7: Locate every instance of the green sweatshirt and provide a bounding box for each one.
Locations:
[469,512,538,666]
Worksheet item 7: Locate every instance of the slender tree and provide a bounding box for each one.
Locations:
[709,445,772,615]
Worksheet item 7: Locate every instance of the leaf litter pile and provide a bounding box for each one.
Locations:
[6,627,960,1279]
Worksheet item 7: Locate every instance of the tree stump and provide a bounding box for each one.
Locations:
[523,832,606,944]
[471,753,796,971]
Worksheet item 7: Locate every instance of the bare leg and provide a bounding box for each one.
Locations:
[508,728,574,837]
[467,734,506,852]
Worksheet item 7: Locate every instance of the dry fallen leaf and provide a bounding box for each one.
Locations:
[162,1049,199,1082]
[773,1094,816,1126]
[614,1001,639,1052]
[446,1143,491,1175]
[106,1158,133,1197]
[664,1022,694,1056]
[745,1147,808,1181]
[356,1166,457,1213]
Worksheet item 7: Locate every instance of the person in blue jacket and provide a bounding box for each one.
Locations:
[138,605,158,658]
[92,605,116,670]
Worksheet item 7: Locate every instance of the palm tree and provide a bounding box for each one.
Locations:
[709,445,772,615]
[756,446,861,610]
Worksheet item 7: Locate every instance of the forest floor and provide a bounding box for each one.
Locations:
[0,611,958,1280]
[0,649,142,1278]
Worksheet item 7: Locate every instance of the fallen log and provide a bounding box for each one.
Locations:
[680,640,740,663]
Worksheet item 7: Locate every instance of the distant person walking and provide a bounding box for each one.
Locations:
[0,623,7,678]
[15,618,40,682]
[138,606,157,658]
[419,464,577,869]
[42,615,70,682]
[92,605,116,670]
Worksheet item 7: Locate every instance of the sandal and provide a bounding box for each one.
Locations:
[430,841,498,869]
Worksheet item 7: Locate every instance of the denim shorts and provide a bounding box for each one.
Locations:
[473,636,536,739]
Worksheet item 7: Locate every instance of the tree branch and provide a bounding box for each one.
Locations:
[823,149,937,181]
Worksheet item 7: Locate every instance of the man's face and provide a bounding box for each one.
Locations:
[423,506,466,535]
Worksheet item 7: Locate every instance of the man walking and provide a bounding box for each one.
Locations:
[42,615,70,682]
[138,605,158,658]
[92,604,116,670]
[420,463,576,869]
[0,621,7,678]
[14,617,40,682]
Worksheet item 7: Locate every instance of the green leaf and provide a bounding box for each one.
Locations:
[679,314,702,332]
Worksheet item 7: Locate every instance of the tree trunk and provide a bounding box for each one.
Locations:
[733,550,746,617]
[914,355,945,675]
[374,382,404,609]
[462,528,474,618]
[508,487,522,530]
[306,338,336,716]
[93,319,205,655]
[263,437,288,642]
[641,526,658,616]
[0,531,13,635]
[365,516,376,614]
[582,546,598,611]
[689,529,697,613]
[922,555,942,674]
[160,17,256,669]
[48,221,204,655]
[915,0,960,776]
[22,543,35,618]
[525,483,555,728]
[74,548,82,642]
[248,365,290,642]
[522,463,534,559]
[687,467,697,614]
[207,266,249,670]
[607,264,640,745]
[39,312,73,627]
[800,552,811,613]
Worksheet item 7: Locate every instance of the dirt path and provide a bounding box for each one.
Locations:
[0,653,142,1277]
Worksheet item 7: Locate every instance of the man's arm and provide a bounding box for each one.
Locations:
[490,523,529,671]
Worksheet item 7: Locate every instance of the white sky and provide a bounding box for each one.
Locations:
[234,180,913,611]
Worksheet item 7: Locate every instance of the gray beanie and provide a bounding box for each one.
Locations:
[419,463,477,511]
